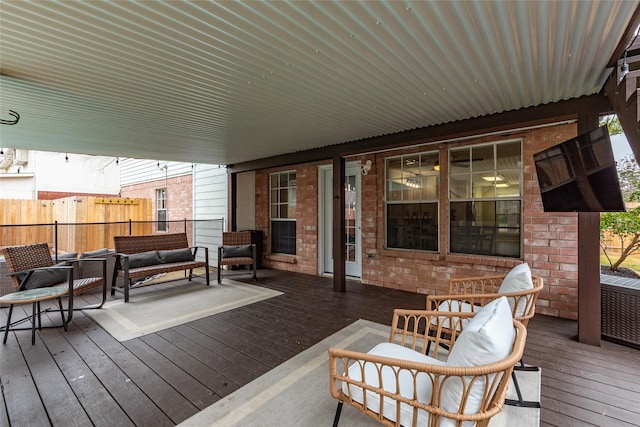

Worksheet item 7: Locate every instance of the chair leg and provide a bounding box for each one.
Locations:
[3,304,14,344]
[504,366,541,408]
[31,301,38,345]
[332,402,343,427]
[58,297,67,331]
[217,265,222,284]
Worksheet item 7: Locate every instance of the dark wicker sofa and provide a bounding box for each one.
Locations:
[112,233,209,302]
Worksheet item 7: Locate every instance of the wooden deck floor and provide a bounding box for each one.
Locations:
[1,269,639,427]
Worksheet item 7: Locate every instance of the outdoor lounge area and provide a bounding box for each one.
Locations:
[1,269,639,426]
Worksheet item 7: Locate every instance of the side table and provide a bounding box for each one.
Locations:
[0,287,68,345]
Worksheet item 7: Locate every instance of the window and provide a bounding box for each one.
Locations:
[385,152,439,250]
[449,141,522,257]
[156,188,167,232]
[270,171,296,255]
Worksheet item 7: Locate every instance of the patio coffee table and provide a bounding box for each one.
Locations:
[1,287,68,345]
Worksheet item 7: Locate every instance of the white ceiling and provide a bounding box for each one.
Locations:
[1,1,638,166]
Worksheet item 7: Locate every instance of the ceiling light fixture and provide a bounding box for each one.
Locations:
[496,183,509,188]
[433,160,440,171]
[482,175,504,182]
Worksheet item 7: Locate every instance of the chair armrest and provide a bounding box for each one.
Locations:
[426,292,505,311]
[390,309,476,357]
[448,275,505,295]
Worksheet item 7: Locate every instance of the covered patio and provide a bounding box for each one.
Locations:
[1,271,639,426]
[2,2,640,425]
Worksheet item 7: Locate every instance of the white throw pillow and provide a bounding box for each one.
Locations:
[439,296,515,427]
[498,262,533,294]
[498,263,534,317]
[343,342,446,426]
[432,300,476,331]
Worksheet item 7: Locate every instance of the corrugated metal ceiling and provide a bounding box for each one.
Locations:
[0,1,638,165]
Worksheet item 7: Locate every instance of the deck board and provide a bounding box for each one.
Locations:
[2,269,639,426]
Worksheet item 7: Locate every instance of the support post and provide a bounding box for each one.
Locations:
[577,111,601,346]
[333,156,346,292]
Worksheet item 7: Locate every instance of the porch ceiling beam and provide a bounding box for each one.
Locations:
[229,94,611,174]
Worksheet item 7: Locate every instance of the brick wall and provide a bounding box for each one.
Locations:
[253,123,581,319]
[120,174,193,235]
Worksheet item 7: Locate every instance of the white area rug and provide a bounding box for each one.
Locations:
[179,319,540,427]
[86,279,282,341]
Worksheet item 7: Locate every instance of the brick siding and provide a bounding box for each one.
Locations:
[121,174,193,235]
[254,123,581,319]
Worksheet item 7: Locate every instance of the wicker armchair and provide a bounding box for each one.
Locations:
[1,243,108,324]
[329,297,527,427]
[217,232,257,284]
[427,273,544,328]
[426,264,543,408]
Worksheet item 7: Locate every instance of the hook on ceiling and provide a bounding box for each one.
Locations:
[1,110,20,125]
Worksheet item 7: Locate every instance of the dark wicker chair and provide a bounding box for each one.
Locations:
[1,243,108,324]
[217,232,257,284]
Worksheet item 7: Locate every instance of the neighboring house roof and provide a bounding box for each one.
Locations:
[1,1,638,166]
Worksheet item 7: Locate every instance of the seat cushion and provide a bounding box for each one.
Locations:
[343,342,446,426]
[159,248,194,263]
[80,248,110,259]
[221,245,253,259]
[17,262,70,290]
[431,300,476,331]
[440,296,515,426]
[127,250,161,269]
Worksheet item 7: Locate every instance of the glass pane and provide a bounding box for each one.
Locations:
[279,173,289,187]
[386,202,438,250]
[270,174,278,188]
[422,175,439,199]
[450,148,471,174]
[271,220,296,255]
[472,172,496,198]
[270,189,278,204]
[289,172,296,187]
[450,200,520,257]
[388,179,402,201]
[279,188,288,203]
[496,141,521,170]
[471,145,494,172]
[271,205,279,219]
[449,174,470,199]
[279,204,289,218]
[497,170,521,197]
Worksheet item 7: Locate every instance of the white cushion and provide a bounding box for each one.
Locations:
[498,263,533,317]
[440,296,515,427]
[431,300,476,331]
[498,263,533,294]
[342,342,446,426]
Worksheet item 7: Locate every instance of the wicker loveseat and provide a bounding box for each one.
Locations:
[112,233,209,302]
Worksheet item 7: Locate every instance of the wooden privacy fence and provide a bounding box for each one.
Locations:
[0,196,152,253]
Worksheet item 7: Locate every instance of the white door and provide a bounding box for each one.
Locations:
[319,163,362,278]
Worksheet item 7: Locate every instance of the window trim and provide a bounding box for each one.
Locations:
[447,139,523,258]
[384,151,440,251]
[269,170,297,255]
[156,188,167,232]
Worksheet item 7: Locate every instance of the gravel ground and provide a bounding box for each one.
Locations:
[601,265,640,278]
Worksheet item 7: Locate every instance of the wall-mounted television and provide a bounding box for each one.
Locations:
[533,126,625,212]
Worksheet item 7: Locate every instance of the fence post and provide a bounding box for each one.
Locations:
[54,220,59,262]
[129,219,132,235]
